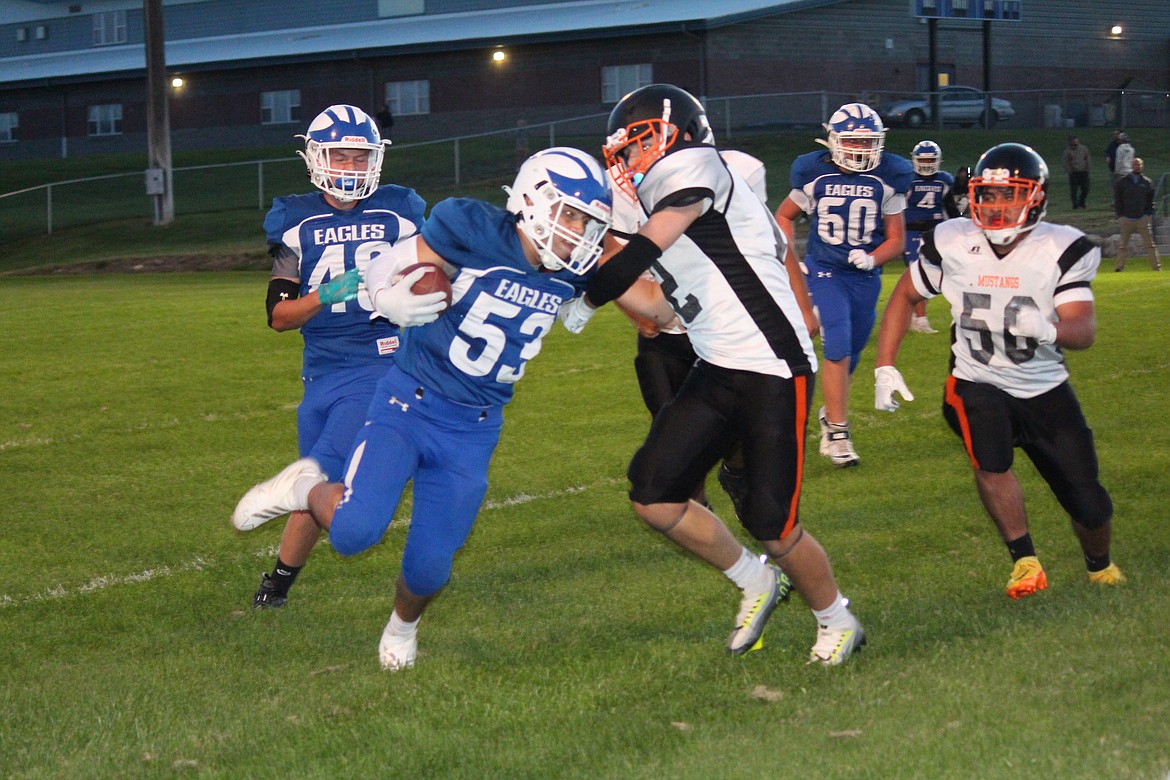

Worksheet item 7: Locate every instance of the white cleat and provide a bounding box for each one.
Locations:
[231,458,323,531]
[807,617,866,666]
[818,407,859,468]
[379,623,418,672]
[726,564,792,655]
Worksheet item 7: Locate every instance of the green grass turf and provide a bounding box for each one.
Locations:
[0,269,1167,778]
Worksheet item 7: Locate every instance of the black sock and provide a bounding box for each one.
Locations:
[268,557,302,594]
[1084,553,1111,573]
[1005,533,1036,562]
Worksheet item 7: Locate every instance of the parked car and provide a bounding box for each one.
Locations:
[880,86,1015,128]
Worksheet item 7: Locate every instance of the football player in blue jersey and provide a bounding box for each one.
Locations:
[232,148,643,670]
[903,140,960,334]
[775,103,914,468]
[238,104,427,609]
[564,84,864,666]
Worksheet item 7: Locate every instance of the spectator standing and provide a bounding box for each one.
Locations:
[1060,135,1091,209]
[376,103,394,141]
[1104,129,1121,180]
[1113,157,1161,272]
[1112,133,1134,189]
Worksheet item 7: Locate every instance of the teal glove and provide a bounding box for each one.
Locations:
[317,268,362,305]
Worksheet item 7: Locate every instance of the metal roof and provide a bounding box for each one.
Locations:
[0,0,830,85]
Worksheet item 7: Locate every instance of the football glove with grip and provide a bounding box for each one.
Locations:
[316,268,362,305]
[848,249,876,271]
[371,266,447,327]
[1010,307,1057,345]
[558,296,597,334]
[874,365,914,412]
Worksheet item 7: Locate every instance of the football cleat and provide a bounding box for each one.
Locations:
[379,621,418,672]
[716,462,749,521]
[1087,562,1126,586]
[818,407,860,468]
[232,458,324,531]
[1005,556,1048,599]
[727,564,792,655]
[251,573,288,609]
[909,316,938,334]
[808,617,866,666]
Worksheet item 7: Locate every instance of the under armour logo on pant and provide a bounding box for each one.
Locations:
[389,396,410,412]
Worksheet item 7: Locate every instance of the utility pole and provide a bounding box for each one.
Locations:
[144,0,173,225]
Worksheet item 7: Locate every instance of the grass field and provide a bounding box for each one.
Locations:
[1,266,1168,778]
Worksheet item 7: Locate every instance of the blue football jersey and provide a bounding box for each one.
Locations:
[788,151,914,274]
[904,171,957,232]
[394,198,591,407]
[264,186,426,378]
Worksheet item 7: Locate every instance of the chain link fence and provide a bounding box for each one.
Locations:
[3,90,1168,246]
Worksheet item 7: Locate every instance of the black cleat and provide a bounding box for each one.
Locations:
[717,462,749,521]
[252,573,288,609]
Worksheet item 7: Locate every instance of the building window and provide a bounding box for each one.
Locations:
[0,113,18,142]
[16,28,28,42]
[261,90,301,124]
[601,64,652,103]
[386,80,430,116]
[92,11,127,46]
[87,104,122,136]
[35,25,48,40]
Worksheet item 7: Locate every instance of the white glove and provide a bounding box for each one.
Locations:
[558,296,597,334]
[848,249,876,271]
[371,266,448,327]
[1010,307,1057,345]
[874,365,915,412]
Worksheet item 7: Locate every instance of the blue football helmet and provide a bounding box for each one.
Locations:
[822,103,885,173]
[504,147,613,274]
[297,105,389,202]
[912,140,943,176]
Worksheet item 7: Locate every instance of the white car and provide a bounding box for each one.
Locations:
[880,86,1015,128]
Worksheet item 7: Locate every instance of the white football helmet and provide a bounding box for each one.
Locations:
[297,105,389,202]
[504,147,613,275]
[821,103,885,173]
[911,140,942,175]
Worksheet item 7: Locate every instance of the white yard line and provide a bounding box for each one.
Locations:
[0,476,626,609]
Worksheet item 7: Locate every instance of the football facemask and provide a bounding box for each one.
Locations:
[912,140,942,175]
[969,143,1048,245]
[297,105,389,202]
[822,103,885,173]
[603,84,713,202]
[504,147,613,274]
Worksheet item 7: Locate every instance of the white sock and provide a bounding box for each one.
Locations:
[812,592,855,630]
[387,610,419,637]
[292,472,325,508]
[723,548,768,591]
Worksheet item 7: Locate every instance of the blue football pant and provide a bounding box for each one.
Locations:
[805,264,881,372]
[298,364,387,481]
[328,365,503,597]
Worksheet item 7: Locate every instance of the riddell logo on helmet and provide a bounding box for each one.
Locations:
[341,135,367,143]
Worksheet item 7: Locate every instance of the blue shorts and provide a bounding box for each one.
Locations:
[298,364,387,481]
[805,263,882,371]
[328,364,504,597]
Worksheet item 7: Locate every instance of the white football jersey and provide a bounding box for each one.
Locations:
[910,219,1099,398]
[609,150,769,338]
[631,145,816,378]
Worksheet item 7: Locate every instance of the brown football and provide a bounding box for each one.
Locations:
[398,262,453,309]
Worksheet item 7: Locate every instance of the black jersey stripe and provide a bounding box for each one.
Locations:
[1056,235,1095,276]
[685,208,813,374]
